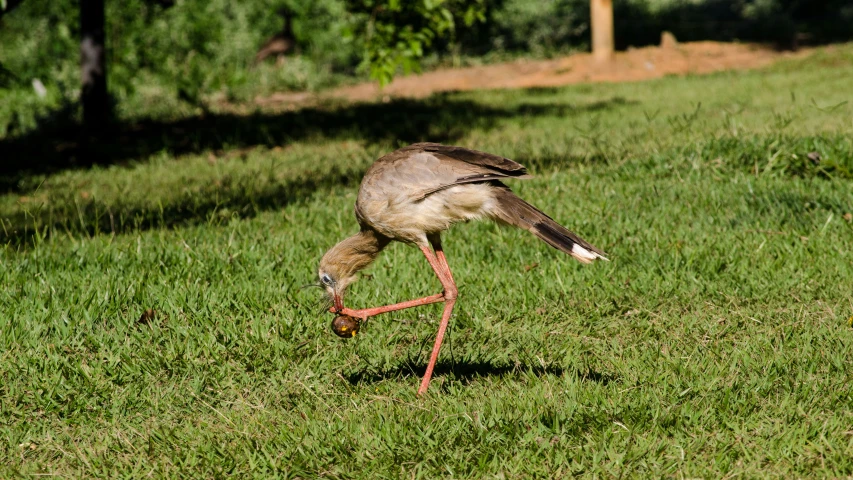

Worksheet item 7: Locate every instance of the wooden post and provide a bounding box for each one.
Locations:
[590,0,614,62]
[81,0,108,128]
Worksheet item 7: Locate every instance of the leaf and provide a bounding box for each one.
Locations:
[356,0,486,87]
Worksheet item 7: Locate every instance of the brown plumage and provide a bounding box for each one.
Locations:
[318,142,606,394]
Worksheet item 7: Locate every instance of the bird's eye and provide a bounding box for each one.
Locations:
[321,274,332,286]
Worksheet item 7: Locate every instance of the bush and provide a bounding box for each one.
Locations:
[0,0,357,110]
[453,0,591,57]
[1,0,852,135]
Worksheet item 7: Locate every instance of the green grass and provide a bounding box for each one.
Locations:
[2,45,853,478]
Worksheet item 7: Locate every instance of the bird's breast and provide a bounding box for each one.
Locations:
[356,182,498,244]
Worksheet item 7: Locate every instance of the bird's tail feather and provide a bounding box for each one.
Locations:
[491,188,607,263]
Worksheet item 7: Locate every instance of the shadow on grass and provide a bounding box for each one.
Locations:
[742,190,853,233]
[1,162,366,246]
[346,361,614,386]
[0,151,615,247]
[0,94,632,194]
[0,94,633,247]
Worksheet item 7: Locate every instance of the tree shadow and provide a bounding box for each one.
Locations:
[0,94,632,194]
[743,190,852,231]
[0,93,633,246]
[345,361,614,387]
[1,162,367,246]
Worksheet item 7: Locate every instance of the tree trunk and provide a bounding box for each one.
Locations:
[590,0,614,62]
[80,0,107,128]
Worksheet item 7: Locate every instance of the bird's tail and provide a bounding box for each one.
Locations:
[491,188,607,264]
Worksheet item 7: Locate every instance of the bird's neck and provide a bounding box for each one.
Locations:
[329,229,390,279]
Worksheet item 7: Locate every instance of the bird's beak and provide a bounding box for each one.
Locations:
[333,293,344,313]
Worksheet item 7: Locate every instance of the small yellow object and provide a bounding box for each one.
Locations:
[332,314,360,338]
[848,315,853,328]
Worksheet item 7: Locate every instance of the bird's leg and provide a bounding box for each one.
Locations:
[336,292,445,319]
[418,235,457,396]
[432,235,455,285]
[333,245,453,320]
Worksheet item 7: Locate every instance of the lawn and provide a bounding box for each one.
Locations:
[2,45,853,478]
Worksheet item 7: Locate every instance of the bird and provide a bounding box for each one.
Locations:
[317,142,606,395]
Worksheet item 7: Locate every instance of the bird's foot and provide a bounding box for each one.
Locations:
[329,306,369,320]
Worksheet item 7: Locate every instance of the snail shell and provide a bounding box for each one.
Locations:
[331,314,360,338]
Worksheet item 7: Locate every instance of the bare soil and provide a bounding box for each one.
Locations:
[255,41,812,108]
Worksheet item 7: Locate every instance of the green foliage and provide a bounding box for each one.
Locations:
[2,0,853,135]
[0,0,487,118]
[347,0,485,85]
[0,63,18,88]
[0,0,357,110]
[452,0,591,57]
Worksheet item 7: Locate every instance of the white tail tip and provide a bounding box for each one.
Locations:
[571,243,608,263]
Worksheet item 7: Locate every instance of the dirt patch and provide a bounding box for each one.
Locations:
[255,41,812,108]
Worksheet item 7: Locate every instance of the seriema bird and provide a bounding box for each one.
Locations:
[318,142,606,395]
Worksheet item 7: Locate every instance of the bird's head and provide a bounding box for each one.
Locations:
[317,253,355,313]
[317,230,388,313]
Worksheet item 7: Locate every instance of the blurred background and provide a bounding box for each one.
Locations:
[1,0,852,138]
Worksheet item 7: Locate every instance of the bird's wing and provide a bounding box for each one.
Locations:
[412,143,528,175]
[396,143,531,200]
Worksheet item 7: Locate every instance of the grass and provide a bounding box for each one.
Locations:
[2,45,853,478]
